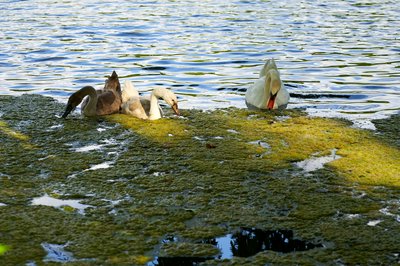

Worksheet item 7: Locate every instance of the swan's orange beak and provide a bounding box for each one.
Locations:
[267,93,277,110]
[172,103,180,116]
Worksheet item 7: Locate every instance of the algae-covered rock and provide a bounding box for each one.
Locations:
[0,94,399,265]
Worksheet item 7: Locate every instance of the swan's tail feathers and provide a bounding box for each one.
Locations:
[259,58,279,78]
[122,80,139,103]
[111,71,118,78]
[124,80,134,92]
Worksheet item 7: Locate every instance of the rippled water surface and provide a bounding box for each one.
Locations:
[1,0,399,128]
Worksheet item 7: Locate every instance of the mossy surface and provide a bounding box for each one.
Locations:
[373,114,400,148]
[0,95,399,265]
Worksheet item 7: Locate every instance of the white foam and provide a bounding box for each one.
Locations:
[367,220,382,227]
[87,162,113,171]
[49,124,63,130]
[193,136,204,141]
[73,144,103,153]
[345,214,361,219]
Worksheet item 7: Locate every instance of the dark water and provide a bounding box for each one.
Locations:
[1,0,399,128]
[150,227,323,265]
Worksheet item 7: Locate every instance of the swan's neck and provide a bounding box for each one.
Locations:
[148,90,162,120]
[81,86,98,116]
[263,77,272,100]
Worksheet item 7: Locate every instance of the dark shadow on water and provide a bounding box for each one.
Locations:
[289,93,352,99]
[154,256,214,266]
[142,66,167,71]
[150,227,323,265]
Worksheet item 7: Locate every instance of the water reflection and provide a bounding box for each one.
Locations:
[31,194,93,214]
[295,149,341,173]
[41,243,75,263]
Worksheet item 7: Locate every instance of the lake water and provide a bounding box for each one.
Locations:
[1,0,399,129]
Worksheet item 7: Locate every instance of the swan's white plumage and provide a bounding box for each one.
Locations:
[121,81,179,120]
[246,59,290,110]
[122,80,139,103]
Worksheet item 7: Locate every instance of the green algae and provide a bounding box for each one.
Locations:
[0,244,10,256]
[373,114,400,148]
[0,120,30,141]
[0,94,399,265]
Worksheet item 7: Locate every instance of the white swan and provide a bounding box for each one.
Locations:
[121,80,179,120]
[245,59,290,110]
[62,71,122,118]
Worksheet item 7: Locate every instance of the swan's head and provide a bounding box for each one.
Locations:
[266,69,281,110]
[164,89,180,116]
[154,88,180,116]
[104,71,121,94]
[62,90,85,118]
[62,102,75,118]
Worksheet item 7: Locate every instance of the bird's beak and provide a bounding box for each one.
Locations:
[267,93,277,110]
[62,104,74,118]
[171,103,180,116]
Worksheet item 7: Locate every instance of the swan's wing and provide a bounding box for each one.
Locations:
[245,77,268,109]
[80,89,103,112]
[96,90,121,115]
[121,96,148,119]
